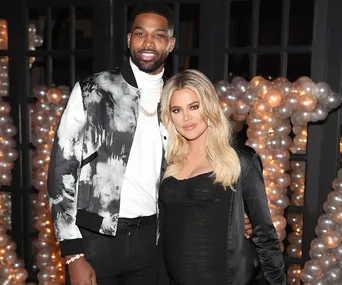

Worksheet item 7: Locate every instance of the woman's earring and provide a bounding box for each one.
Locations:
[207,119,211,128]
[173,124,180,135]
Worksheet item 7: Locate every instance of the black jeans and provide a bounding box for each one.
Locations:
[66,216,165,285]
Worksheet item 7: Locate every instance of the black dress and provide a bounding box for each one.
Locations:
[159,172,233,285]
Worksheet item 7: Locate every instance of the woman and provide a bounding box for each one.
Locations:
[159,69,285,285]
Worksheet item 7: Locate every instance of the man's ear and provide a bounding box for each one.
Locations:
[169,37,176,52]
[127,33,132,48]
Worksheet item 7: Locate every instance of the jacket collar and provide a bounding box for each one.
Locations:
[121,60,138,88]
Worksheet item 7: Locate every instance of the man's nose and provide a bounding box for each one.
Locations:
[143,35,155,48]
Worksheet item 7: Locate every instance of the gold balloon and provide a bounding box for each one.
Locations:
[264,90,282,108]
[46,88,62,105]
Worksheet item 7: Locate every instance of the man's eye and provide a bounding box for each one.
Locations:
[135,32,143,36]
[156,34,165,39]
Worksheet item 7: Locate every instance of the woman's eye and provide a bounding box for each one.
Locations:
[191,105,199,110]
[171,109,180,113]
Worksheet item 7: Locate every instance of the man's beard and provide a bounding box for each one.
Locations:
[130,50,168,74]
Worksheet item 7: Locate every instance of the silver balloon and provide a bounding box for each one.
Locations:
[321,91,342,110]
[333,243,342,260]
[275,104,293,119]
[332,177,342,192]
[315,225,328,237]
[311,103,329,122]
[223,87,239,105]
[300,270,315,283]
[235,100,250,115]
[325,266,342,284]
[279,136,293,149]
[232,76,250,95]
[318,214,338,231]
[310,237,326,254]
[215,80,230,96]
[310,248,325,260]
[241,89,257,106]
[315,82,331,103]
[275,121,292,137]
[304,259,323,277]
[327,191,342,209]
[318,253,337,271]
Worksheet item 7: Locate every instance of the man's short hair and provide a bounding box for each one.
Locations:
[130,1,175,36]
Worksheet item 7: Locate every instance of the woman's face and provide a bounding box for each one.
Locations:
[169,88,208,142]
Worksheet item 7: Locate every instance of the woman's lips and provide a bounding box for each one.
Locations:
[183,124,197,131]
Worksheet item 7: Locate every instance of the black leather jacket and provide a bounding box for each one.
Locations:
[227,145,286,284]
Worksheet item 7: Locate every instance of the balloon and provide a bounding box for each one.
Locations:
[247,112,263,126]
[250,76,265,88]
[36,100,52,112]
[46,87,63,104]
[219,98,233,118]
[315,82,331,102]
[287,243,302,258]
[275,104,292,119]
[0,101,10,114]
[318,214,338,231]
[33,86,48,100]
[327,191,342,209]
[287,264,301,279]
[298,81,316,97]
[215,80,230,96]
[319,253,337,271]
[254,100,270,116]
[223,88,239,105]
[297,94,316,112]
[322,91,342,110]
[321,231,342,248]
[12,268,28,282]
[2,123,17,137]
[274,173,291,188]
[311,103,329,122]
[232,76,250,95]
[256,79,271,97]
[304,259,323,277]
[241,89,257,106]
[264,90,282,108]
[332,177,342,192]
[279,136,292,149]
[325,267,342,284]
[235,100,250,115]
[284,92,298,110]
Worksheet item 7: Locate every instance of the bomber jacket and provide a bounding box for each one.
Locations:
[47,61,167,256]
[227,145,286,284]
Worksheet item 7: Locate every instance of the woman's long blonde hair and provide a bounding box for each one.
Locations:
[160,69,240,189]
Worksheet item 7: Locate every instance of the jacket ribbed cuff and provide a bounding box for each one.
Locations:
[59,239,84,257]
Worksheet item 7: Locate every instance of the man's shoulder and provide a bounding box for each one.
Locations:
[79,68,122,87]
[232,142,258,172]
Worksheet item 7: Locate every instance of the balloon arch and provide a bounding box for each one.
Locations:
[214,75,342,285]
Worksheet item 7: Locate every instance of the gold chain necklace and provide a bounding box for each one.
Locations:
[140,105,157,117]
[139,82,162,117]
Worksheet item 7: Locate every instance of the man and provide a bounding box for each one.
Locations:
[48,2,252,285]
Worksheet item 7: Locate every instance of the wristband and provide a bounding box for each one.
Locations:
[65,253,85,265]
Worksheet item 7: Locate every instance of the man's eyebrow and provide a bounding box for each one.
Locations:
[133,26,168,33]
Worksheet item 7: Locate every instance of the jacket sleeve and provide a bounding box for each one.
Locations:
[242,152,286,285]
[48,82,86,256]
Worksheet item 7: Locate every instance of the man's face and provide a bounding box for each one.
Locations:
[127,13,176,75]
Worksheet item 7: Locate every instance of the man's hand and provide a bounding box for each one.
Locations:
[244,213,252,239]
[66,255,97,285]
